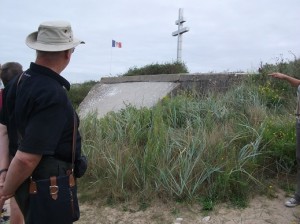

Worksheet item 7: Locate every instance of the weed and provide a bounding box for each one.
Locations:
[200,197,215,211]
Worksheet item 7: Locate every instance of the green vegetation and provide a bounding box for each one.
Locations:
[255,56,300,106]
[67,80,98,109]
[122,61,188,76]
[79,84,269,208]
[72,58,300,209]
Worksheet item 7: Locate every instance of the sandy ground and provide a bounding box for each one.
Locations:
[2,189,300,224]
[77,189,300,224]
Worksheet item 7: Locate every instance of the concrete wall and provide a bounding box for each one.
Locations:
[79,73,249,118]
[101,72,248,93]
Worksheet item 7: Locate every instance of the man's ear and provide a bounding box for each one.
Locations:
[64,49,72,60]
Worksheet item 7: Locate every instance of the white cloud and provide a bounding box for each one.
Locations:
[1,0,300,83]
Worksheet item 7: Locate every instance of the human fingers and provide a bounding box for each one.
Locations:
[0,199,4,213]
[0,176,5,186]
[0,174,5,188]
[268,72,279,76]
[0,186,13,201]
[268,72,283,79]
[0,194,13,201]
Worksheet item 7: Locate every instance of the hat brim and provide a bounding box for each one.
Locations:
[26,31,85,52]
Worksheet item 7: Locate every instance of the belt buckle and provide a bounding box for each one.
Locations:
[49,185,59,195]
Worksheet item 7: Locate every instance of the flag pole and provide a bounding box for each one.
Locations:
[109,40,113,75]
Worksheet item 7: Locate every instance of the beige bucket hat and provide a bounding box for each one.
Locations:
[26,21,85,52]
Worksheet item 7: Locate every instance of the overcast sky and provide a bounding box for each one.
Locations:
[1,0,300,83]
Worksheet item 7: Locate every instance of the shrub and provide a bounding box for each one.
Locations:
[123,61,188,76]
[67,80,98,109]
[262,116,296,173]
[253,56,300,109]
[257,81,284,107]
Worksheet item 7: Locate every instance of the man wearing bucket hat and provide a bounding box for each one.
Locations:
[269,72,300,207]
[0,21,85,223]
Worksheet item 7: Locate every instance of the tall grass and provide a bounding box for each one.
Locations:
[73,57,300,208]
[78,81,280,207]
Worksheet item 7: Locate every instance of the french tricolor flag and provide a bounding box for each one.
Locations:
[112,40,122,48]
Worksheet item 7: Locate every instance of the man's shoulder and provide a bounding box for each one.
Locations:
[20,72,68,105]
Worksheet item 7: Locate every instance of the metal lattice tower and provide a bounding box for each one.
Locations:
[172,8,189,62]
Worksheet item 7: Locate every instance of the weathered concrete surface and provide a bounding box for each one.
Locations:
[79,82,180,118]
[78,73,247,118]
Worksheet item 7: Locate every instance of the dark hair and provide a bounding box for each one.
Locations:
[1,62,23,86]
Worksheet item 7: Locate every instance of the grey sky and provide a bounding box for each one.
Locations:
[1,0,299,83]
